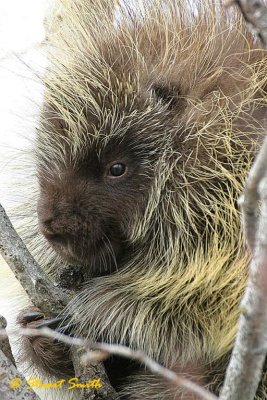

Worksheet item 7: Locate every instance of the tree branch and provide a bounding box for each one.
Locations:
[0,327,218,400]
[240,138,267,251]
[226,0,267,47]
[220,1,267,399]
[0,203,69,314]
[0,348,42,400]
[0,316,41,400]
[0,316,15,366]
[221,137,267,399]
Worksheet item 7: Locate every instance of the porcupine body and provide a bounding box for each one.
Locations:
[13,0,267,399]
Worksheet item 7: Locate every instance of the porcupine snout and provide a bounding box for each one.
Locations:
[36,168,125,272]
[37,176,105,263]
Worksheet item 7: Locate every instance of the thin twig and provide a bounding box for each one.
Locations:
[0,327,218,400]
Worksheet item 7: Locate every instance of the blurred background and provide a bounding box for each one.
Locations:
[0,0,50,209]
[0,1,50,384]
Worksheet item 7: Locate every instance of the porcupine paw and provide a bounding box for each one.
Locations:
[17,306,74,378]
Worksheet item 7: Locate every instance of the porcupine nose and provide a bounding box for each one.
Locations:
[36,187,88,260]
[37,196,85,260]
[38,208,91,264]
[39,217,68,247]
[37,193,69,246]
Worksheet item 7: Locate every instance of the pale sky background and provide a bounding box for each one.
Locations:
[0,2,52,394]
[0,0,50,210]
[0,6,80,398]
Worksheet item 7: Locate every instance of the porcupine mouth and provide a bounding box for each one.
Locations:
[49,231,124,277]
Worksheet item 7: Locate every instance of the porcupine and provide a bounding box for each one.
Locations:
[9,0,267,398]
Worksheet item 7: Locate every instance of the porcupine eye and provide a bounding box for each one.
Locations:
[108,163,126,177]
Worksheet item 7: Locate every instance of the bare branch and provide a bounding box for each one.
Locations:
[0,203,69,314]
[0,337,41,400]
[0,316,41,400]
[70,347,118,400]
[84,343,218,400]
[220,1,267,398]
[220,140,267,400]
[240,137,267,251]
[0,316,15,365]
[225,0,267,48]
[0,327,218,400]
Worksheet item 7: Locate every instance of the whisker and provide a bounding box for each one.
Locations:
[103,233,118,273]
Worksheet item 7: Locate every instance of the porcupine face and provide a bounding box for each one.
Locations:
[36,77,178,277]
